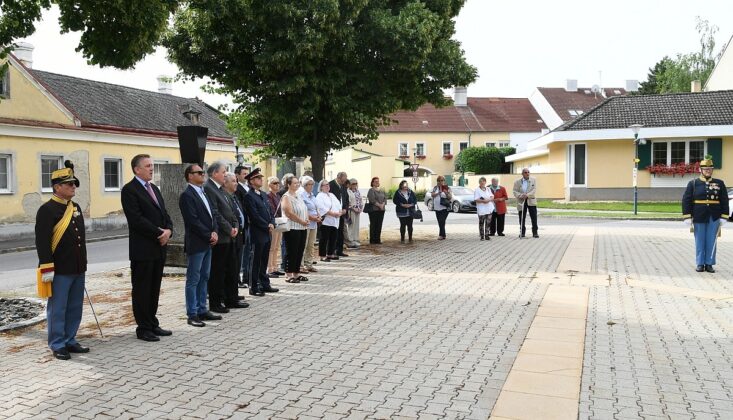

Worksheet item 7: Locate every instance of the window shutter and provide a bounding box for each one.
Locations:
[707,138,722,169]
[637,141,652,169]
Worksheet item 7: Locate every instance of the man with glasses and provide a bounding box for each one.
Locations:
[513,168,539,238]
[35,160,89,360]
[179,164,221,327]
[682,155,729,273]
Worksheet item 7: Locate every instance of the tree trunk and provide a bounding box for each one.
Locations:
[309,131,327,183]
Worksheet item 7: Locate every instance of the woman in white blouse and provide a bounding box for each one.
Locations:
[281,176,310,282]
[474,177,495,240]
[315,180,346,261]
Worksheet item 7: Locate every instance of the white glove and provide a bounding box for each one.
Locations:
[41,271,54,283]
[720,218,728,226]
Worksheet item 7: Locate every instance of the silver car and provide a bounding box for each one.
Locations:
[424,186,477,213]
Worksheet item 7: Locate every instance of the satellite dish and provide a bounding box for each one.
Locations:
[591,84,601,93]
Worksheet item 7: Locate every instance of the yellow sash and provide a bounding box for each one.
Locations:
[36,199,74,298]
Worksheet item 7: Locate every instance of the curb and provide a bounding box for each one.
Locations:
[0,234,128,255]
[0,297,47,333]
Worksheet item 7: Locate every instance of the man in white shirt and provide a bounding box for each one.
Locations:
[512,168,539,238]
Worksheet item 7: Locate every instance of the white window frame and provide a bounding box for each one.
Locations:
[398,142,409,157]
[0,70,9,99]
[40,155,63,193]
[567,143,587,187]
[485,142,496,148]
[498,142,510,148]
[442,141,453,156]
[0,153,12,193]
[103,158,123,191]
[651,139,706,166]
[153,160,169,187]
[459,141,469,152]
[415,142,426,157]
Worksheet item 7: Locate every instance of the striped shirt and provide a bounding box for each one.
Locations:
[283,192,308,231]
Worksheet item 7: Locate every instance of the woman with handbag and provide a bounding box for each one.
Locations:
[393,180,418,244]
[430,176,452,240]
[366,177,387,244]
[281,176,310,283]
[315,180,346,261]
[474,177,495,240]
[298,176,321,273]
[266,177,284,277]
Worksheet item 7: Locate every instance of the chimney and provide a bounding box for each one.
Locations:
[14,42,34,68]
[157,75,173,95]
[565,79,578,92]
[625,79,639,92]
[454,86,467,107]
[691,80,702,93]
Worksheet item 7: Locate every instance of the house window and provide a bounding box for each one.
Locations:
[459,142,469,152]
[652,140,706,166]
[41,155,63,192]
[442,142,452,155]
[104,159,122,190]
[485,142,496,148]
[153,160,168,186]
[0,154,11,192]
[568,110,584,117]
[568,144,586,186]
[498,142,510,148]
[398,143,409,157]
[0,71,9,98]
[415,143,425,156]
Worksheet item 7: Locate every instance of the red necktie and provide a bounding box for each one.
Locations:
[145,182,160,207]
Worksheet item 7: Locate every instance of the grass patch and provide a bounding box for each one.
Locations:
[541,211,680,219]
[537,200,682,213]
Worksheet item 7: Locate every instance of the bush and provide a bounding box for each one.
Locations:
[385,186,426,200]
[455,146,516,174]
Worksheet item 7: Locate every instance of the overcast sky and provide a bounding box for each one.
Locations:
[20,0,733,109]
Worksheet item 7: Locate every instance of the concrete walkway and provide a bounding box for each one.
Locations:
[1,219,732,419]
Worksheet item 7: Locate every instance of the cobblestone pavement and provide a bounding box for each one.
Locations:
[2,219,732,419]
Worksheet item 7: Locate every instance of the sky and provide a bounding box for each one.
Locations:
[18,0,733,110]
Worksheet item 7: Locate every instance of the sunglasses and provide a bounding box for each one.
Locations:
[192,171,205,175]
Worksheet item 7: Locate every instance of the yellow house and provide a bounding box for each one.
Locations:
[0,52,262,223]
[327,89,546,188]
[507,90,733,201]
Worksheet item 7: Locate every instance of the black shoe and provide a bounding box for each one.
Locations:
[533,234,539,238]
[311,261,317,265]
[210,305,230,314]
[66,343,89,353]
[237,295,246,301]
[268,272,280,278]
[187,317,206,327]
[262,287,279,293]
[337,253,349,257]
[137,331,160,342]
[152,327,172,336]
[498,233,505,236]
[696,265,705,272]
[199,311,223,321]
[53,348,71,360]
[705,265,715,273]
[249,290,265,297]
[330,256,340,260]
[226,301,250,309]
[273,270,285,275]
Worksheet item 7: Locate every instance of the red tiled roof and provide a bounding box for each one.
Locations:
[378,98,546,133]
[537,87,627,122]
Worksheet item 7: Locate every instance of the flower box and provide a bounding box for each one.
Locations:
[416,155,426,160]
[442,153,453,159]
[647,162,700,177]
[398,155,410,160]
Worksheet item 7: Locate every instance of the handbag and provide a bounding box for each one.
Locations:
[363,202,375,214]
[273,199,290,233]
[439,197,451,207]
[412,205,423,221]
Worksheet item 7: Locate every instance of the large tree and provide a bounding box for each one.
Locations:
[164,1,477,179]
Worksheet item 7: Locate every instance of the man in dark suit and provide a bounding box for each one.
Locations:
[121,154,174,342]
[204,162,249,312]
[234,166,251,287]
[329,172,350,257]
[243,168,279,296]
[179,164,222,327]
[223,172,248,303]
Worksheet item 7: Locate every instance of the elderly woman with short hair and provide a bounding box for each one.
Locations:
[315,180,345,261]
[298,176,321,272]
[366,177,387,244]
[346,178,363,248]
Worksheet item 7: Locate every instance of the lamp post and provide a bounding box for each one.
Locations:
[412,146,419,191]
[232,138,244,165]
[629,124,645,215]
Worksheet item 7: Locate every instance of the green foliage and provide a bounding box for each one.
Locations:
[386,186,399,200]
[456,146,514,174]
[497,146,516,173]
[165,0,477,179]
[536,199,681,213]
[637,17,722,94]
[0,0,50,62]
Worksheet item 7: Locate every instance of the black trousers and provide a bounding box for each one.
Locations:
[368,211,385,244]
[478,214,491,238]
[319,225,338,257]
[519,202,539,236]
[489,212,505,235]
[210,241,236,306]
[435,209,449,237]
[228,238,242,303]
[250,236,271,292]
[283,229,307,272]
[335,215,347,255]
[130,258,164,334]
[399,216,413,241]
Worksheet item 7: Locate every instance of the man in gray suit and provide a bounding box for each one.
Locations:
[512,168,539,238]
[204,162,249,312]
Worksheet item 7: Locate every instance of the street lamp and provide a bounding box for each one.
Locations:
[232,138,243,165]
[629,124,646,215]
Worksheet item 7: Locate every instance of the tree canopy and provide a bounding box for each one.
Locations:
[637,17,723,94]
[165,1,477,178]
[455,146,515,174]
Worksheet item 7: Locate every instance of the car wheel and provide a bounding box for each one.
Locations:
[452,201,461,213]
[427,199,433,211]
